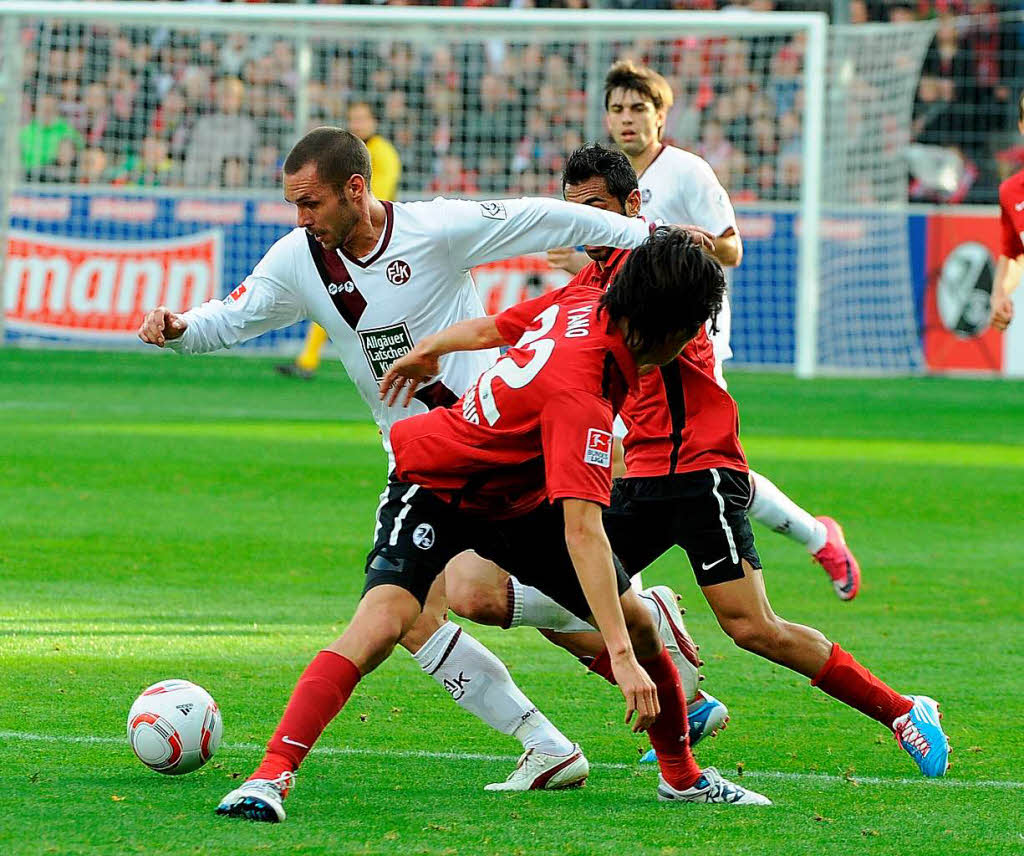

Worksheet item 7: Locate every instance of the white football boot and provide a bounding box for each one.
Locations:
[657,767,772,806]
[216,771,295,822]
[484,744,589,791]
[640,585,702,702]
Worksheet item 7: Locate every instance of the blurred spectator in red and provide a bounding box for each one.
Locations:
[428,154,479,195]
[184,75,257,186]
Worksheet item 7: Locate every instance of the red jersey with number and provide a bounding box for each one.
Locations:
[390,284,637,518]
[998,169,1024,259]
[567,249,748,478]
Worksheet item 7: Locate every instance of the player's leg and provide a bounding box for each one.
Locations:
[710,295,860,601]
[398,572,578,761]
[217,483,471,822]
[474,505,768,805]
[600,482,727,738]
[747,470,861,601]
[445,551,718,727]
[688,469,948,777]
[216,584,422,822]
[276,323,328,378]
[500,513,768,806]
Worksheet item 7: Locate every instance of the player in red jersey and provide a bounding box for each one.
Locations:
[438,144,950,780]
[380,227,769,805]
[992,92,1024,331]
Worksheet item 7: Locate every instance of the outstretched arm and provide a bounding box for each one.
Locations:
[379,316,503,407]
[562,498,659,732]
[137,236,306,354]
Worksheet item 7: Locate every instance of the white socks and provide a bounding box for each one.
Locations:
[748,470,828,553]
[506,576,594,633]
[413,620,574,756]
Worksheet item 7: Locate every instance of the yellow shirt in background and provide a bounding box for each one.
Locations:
[366,135,401,201]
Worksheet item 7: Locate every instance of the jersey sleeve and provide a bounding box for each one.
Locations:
[166,233,306,355]
[494,289,563,344]
[685,157,738,238]
[540,389,615,507]
[1000,188,1024,259]
[441,197,652,270]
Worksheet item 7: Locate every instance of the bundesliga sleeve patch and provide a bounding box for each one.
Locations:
[584,428,612,467]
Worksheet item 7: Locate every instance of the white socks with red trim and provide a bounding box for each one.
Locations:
[413,620,573,756]
[506,575,594,633]
[748,470,828,553]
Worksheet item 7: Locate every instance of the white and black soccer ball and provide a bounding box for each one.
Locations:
[127,679,223,775]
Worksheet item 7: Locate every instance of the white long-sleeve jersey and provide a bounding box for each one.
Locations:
[637,145,740,381]
[167,196,652,459]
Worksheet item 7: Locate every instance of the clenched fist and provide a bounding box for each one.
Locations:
[138,306,188,347]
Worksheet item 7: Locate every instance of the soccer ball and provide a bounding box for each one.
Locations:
[127,679,223,775]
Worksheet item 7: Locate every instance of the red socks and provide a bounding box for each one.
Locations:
[641,647,701,790]
[587,649,615,683]
[812,643,913,728]
[589,646,700,790]
[252,650,362,781]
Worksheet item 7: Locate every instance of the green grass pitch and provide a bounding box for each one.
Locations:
[1,348,1021,855]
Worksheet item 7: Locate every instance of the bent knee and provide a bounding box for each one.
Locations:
[722,614,783,655]
[447,578,508,627]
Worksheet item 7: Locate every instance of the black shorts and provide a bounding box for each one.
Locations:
[363,482,489,606]
[365,483,630,620]
[602,468,761,587]
[479,503,633,622]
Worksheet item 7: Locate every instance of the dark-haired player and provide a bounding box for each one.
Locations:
[138,125,683,821]
[551,61,863,602]
[380,228,770,806]
[442,144,950,781]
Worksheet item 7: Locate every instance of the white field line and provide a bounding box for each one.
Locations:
[1,729,1020,791]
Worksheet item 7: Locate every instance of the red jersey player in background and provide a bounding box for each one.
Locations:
[432,144,950,780]
[381,227,769,805]
[992,92,1024,332]
[550,61,862,602]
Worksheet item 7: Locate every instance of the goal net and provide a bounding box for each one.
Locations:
[0,4,931,374]
[817,22,936,373]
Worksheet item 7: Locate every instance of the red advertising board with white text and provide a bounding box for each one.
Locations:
[4,229,221,341]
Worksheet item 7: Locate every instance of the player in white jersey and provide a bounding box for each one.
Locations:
[549,61,861,603]
[138,126,672,822]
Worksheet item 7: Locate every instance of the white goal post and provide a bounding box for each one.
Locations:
[0,2,929,375]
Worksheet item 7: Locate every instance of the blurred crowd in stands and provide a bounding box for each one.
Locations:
[16,0,1024,204]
